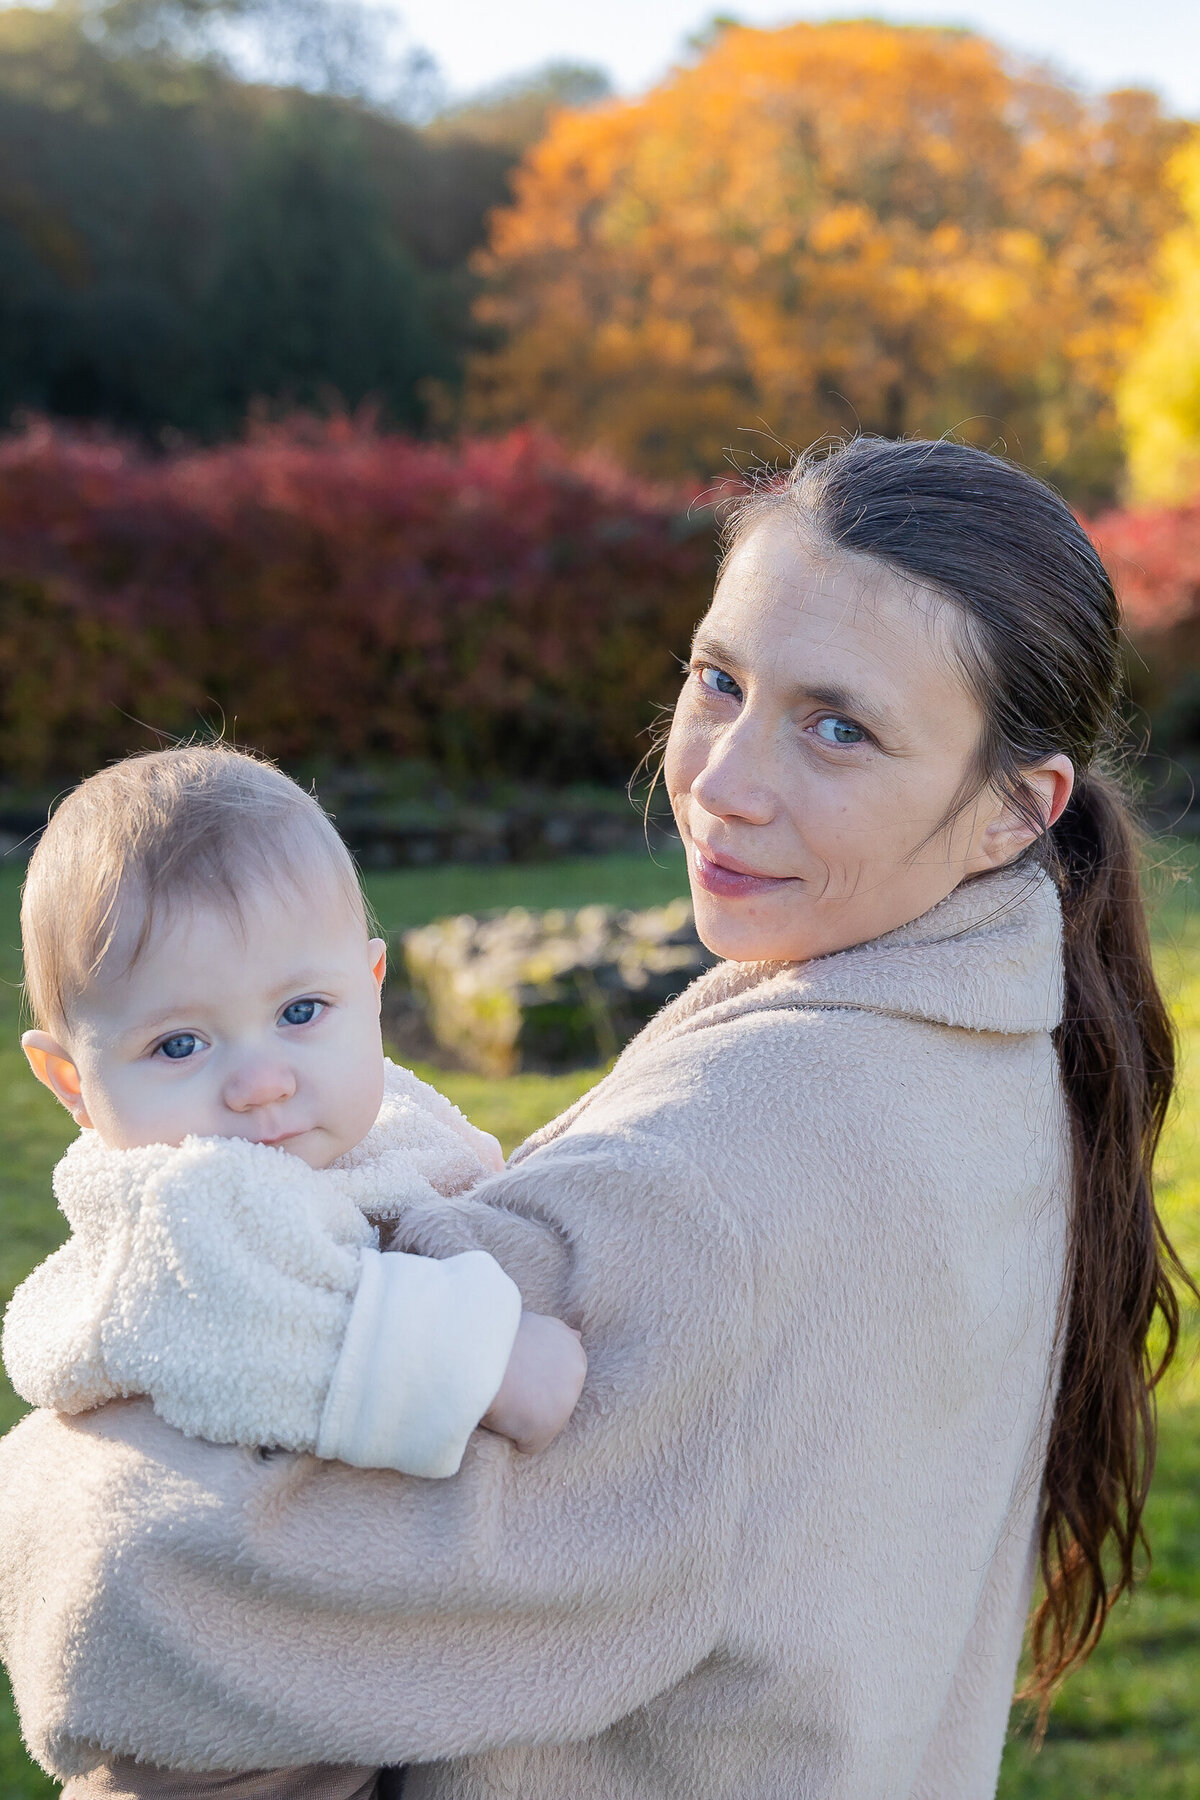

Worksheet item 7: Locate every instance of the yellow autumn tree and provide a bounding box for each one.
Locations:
[1118,130,1200,503]
[468,21,1181,498]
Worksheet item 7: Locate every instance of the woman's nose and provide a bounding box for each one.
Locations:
[689,723,777,826]
[222,1058,297,1113]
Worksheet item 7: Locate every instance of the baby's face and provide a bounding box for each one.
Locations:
[30,875,387,1169]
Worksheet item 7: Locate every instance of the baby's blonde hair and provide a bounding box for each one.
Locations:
[22,745,367,1036]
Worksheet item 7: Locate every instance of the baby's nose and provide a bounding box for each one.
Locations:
[223,1058,298,1112]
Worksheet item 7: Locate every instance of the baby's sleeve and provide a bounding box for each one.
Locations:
[1,1132,520,1477]
[1,1229,121,1416]
[315,1247,522,1476]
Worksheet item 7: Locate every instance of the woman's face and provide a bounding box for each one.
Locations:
[666,515,1072,964]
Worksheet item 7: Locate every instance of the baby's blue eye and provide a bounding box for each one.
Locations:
[157,1033,199,1060]
[698,665,742,700]
[281,999,320,1027]
[814,715,865,746]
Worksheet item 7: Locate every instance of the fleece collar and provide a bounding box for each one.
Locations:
[637,863,1064,1046]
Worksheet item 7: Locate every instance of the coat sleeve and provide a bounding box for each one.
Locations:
[0,1037,760,1778]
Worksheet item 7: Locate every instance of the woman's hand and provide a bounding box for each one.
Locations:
[481,1311,587,1454]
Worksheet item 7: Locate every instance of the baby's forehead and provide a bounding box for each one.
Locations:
[76,867,369,1020]
[139,855,361,943]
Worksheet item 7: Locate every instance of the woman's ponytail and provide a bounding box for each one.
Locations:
[1027,769,1188,1710]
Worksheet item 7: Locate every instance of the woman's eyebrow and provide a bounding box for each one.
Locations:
[688,632,741,667]
[793,681,899,736]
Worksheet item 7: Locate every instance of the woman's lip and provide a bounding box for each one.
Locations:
[690,842,797,898]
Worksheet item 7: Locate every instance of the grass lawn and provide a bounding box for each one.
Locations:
[0,842,1196,1795]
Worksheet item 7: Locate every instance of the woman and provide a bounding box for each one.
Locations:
[0,437,1189,1800]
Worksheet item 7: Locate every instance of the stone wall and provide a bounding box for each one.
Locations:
[393,898,715,1076]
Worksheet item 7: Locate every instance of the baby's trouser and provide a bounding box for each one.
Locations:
[61,1762,398,1799]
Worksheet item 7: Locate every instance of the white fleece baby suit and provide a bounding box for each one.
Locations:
[1,1059,522,1478]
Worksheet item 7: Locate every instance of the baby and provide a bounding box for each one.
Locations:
[2,744,587,1800]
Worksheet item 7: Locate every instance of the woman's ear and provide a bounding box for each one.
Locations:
[1034,756,1076,832]
[22,1031,93,1128]
[971,755,1075,872]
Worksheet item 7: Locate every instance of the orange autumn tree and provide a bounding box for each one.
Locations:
[468,21,1181,499]
[1117,128,1200,503]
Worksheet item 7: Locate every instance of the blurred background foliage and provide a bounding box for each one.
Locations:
[0,418,715,782]
[469,20,1183,503]
[0,0,606,437]
[0,1,1192,500]
[2,5,1200,792]
[2,2,1200,790]
[1118,131,1200,507]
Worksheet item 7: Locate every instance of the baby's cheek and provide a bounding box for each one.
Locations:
[83,1079,196,1151]
[327,1039,387,1158]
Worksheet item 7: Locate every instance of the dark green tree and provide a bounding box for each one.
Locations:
[0,1,519,435]
[204,104,446,425]
[0,6,244,428]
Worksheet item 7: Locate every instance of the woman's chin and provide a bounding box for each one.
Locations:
[691,893,805,965]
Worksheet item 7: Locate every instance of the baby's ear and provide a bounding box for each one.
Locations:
[22,1031,93,1127]
[369,937,387,995]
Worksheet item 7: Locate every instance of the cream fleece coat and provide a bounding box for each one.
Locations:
[1,1060,521,1477]
[0,867,1071,1800]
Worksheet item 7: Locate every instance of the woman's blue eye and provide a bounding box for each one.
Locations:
[157,1033,199,1060]
[814,715,866,746]
[281,999,320,1027]
[698,665,742,699]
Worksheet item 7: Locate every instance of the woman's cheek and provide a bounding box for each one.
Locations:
[663,707,707,809]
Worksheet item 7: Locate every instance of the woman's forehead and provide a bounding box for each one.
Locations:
[705,515,971,707]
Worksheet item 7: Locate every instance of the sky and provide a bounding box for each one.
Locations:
[396,0,1200,117]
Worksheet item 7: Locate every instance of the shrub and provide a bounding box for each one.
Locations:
[1091,497,1200,637]
[1088,496,1200,751]
[0,418,716,784]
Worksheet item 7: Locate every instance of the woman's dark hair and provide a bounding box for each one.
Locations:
[722,435,1195,1718]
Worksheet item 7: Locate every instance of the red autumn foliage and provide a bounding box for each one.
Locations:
[0,418,717,783]
[6,415,1200,790]
[1089,498,1200,636]
[1085,500,1200,742]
